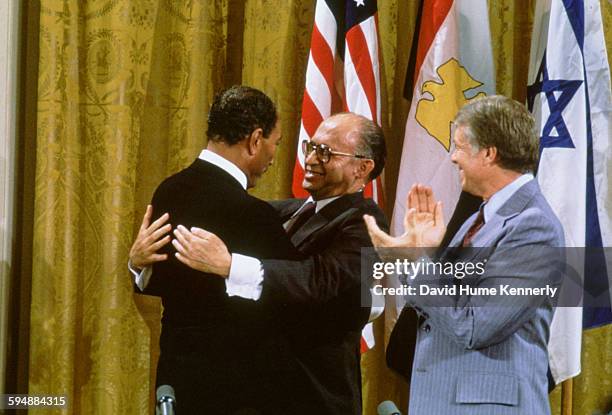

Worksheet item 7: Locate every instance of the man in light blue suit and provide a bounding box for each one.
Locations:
[365,95,564,414]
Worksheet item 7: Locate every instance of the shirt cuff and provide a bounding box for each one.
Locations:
[225,253,264,300]
[128,260,152,291]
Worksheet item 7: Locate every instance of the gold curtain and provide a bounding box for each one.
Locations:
[27,0,611,414]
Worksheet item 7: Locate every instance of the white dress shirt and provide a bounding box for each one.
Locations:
[226,195,341,300]
[482,173,534,222]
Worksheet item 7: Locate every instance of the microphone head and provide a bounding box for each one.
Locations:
[377,400,401,415]
[156,385,176,402]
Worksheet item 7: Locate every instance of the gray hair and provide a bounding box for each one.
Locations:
[454,95,539,173]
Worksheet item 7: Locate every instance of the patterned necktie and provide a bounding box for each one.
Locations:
[286,201,316,237]
[462,206,485,247]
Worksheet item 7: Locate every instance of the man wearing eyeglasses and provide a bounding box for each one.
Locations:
[130,112,388,414]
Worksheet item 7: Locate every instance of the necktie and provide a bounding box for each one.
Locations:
[462,206,485,247]
[286,201,316,237]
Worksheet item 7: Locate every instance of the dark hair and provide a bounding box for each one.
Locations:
[454,95,538,173]
[207,85,278,145]
[355,116,386,181]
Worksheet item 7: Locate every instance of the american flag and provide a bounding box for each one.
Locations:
[292,0,383,352]
[292,0,383,204]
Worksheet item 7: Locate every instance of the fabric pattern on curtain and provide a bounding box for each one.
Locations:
[27,0,611,414]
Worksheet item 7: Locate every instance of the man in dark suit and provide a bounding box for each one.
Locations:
[130,85,302,414]
[132,112,388,414]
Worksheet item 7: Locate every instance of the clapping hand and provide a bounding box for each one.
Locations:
[364,184,446,251]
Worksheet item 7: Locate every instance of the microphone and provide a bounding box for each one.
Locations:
[156,385,176,415]
[377,400,402,415]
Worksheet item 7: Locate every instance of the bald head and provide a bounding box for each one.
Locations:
[325,113,386,181]
[302,112,386,200]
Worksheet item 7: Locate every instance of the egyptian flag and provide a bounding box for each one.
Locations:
[385,0,495,335]
[391,0,495,238]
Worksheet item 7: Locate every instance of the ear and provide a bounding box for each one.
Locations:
[355,159,375,181]
[483,146,498,166]
[246,128,264,156]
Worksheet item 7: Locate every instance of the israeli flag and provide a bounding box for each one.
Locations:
[527,0,612,384]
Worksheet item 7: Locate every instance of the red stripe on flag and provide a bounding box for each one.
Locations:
[310,25,336,95]
[375,177,385,207]
[301,91,324,138]
[346,24,378,124]
[360,336,368,353]
[363,182,373,199]
[414,0,454,87]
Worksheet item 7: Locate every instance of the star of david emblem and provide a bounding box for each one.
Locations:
[527,51,583,152]
[354,0,365,7]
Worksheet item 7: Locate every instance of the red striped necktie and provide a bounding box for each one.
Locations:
[462,206,485,247]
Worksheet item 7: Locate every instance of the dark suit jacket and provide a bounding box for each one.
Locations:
[262,192,389,415]
[144,159,299,414]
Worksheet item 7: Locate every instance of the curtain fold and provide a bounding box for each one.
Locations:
[26,1,611,413]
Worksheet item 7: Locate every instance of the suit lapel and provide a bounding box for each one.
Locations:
[290,213,330,247]
[290,192,364,248]
[446,180,539,261]
[269,198,307,222]
[476,180,538,245]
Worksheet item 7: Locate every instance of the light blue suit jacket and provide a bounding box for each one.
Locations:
[406,179,565,415]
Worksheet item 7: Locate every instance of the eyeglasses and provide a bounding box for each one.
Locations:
[302,140,368,164]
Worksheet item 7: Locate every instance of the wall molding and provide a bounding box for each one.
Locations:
[0,0,21,394]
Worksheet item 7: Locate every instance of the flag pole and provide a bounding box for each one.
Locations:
[561,378,573,415]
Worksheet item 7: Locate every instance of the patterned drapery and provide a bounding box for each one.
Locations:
[27,1,611,414]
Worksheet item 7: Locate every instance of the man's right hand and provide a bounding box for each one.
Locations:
[129,205,172,269]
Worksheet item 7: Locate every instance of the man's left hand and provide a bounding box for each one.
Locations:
[364,184,446,250]
[172,225,231,277]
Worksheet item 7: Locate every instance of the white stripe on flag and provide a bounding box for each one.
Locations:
[314,0,337,56]
[360,16,382,122]
[344,44,374,119]
[361,321,375,349]
[305,54,333,118]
